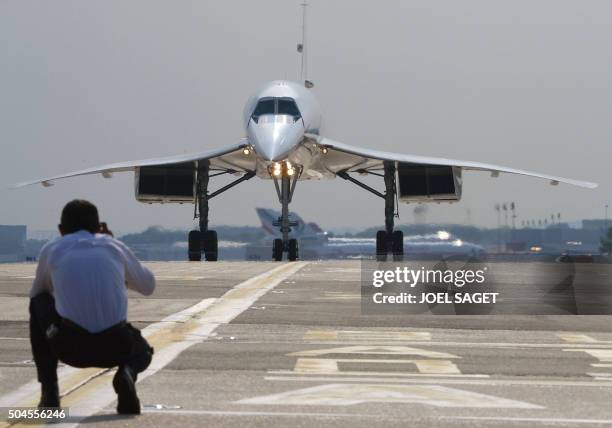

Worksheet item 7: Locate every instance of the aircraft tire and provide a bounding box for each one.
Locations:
[392,230,404,261]
[272,239,283,261]
[203,230,218,262]
[376,231,388,262]
[288,239,299,261]
[188,230,202,261]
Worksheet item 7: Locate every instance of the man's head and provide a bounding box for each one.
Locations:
[59,199,100,235]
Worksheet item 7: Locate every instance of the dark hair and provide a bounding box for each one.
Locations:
[60,199,99,234]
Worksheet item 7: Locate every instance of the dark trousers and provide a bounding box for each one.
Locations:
[29,292,153,385]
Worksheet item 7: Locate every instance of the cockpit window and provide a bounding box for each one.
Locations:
[252,98,275,118]
[252,97,301,123]
[277,98,300,117]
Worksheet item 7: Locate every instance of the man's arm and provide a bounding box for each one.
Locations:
[115,240,156,296]
[30,244,53,297]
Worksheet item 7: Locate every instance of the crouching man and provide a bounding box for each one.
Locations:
[29,199,155,414]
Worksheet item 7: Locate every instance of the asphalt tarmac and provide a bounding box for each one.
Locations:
[1,260,612,427]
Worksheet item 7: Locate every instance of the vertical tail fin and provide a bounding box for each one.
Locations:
[256,208,280,236]
[256,207,313,237]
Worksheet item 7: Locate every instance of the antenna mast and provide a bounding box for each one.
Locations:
[297,2,310,86]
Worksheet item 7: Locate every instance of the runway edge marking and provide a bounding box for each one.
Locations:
[0,261,308,428]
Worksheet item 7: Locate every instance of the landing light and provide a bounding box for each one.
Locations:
[242,147,251,155]
[321,146,328,154]
[269,161,299,178]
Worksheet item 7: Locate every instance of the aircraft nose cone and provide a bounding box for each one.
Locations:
[248,120,304,161]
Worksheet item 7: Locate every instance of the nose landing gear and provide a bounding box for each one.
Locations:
[270,164,301,261]
[272,237,299,262]
[272,239,283,261]
[288,238,299,261]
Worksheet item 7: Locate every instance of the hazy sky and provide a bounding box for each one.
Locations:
[0,0,610,235]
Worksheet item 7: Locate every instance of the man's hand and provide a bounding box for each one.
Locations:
[98,222,114,237]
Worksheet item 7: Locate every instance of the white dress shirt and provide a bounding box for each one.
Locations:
[31,230,155,333]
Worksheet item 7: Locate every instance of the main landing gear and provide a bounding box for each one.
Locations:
[188,230,217,262]
[270,162,300,261]
[188,160,255,261]
[338,161,404,261]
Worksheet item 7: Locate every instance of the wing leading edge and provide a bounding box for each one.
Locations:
[309,135,597,189]
[13,140,250,188]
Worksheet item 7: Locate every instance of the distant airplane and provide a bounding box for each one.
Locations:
[255,207,324,239]
[14,4,596,262]
[247,208,485,260]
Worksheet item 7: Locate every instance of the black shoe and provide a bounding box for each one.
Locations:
[112,366,140,415]
[38,382,60,408]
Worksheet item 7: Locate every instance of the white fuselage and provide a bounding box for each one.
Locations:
[243,81,321,166]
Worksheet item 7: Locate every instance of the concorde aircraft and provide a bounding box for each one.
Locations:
[15,5,597,262]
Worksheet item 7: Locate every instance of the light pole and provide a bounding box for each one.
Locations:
[495,204,501,252]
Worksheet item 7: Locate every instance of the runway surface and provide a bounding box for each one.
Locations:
[1,260,612,427]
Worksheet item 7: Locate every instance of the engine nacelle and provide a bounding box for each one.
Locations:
[397,163,462,202]
[135,163,195,203]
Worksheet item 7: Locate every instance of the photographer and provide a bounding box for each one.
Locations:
[29,199,155,414]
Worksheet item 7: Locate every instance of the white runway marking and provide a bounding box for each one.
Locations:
[293,358,462,375]
[558,333,600,343]
[238,383,541,408]
[97,410,612,424]
[566,349,612,363]
[303,330,431,342]
[142,409,381,418]
[154,276,206,281]
[588,372,612,381]
[315,291,361,300]
[269,371,488,378]
[300,340,612,349]
[445,416,612,425]
[265,375,612,387]
[566,348,612,380]
[295,357,461,373]
[0,262,308,427]
[289,345,458,359]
